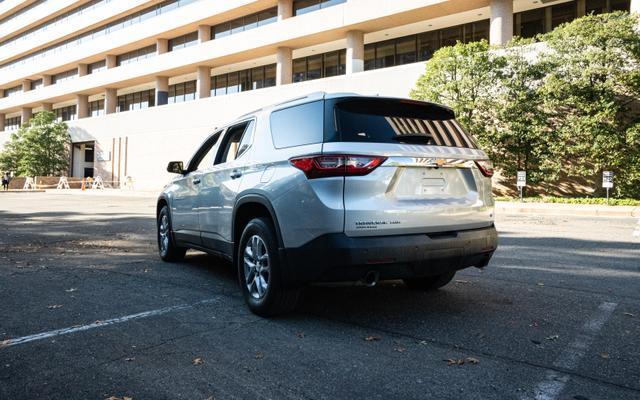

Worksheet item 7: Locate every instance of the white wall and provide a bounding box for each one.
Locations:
[66,62,426,191]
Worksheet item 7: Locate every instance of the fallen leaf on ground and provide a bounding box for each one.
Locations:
[255,352,264,359]
[0,339,10,348]
[537,282,545,287]
[125,357,135,362]
[394,347,406,353]
[445,357,479,366]
[364,336,380,342]
[531,339,541,345]
[65,288,77,292]
[47,304,63,309]
[296,332,305,338]
[599,353,610,359]
[545,335,559,341]
[529,321,539,327]
[143,268,152,273]
[623,312,635,317]
[454,280,470,284]
[192,357,204,365]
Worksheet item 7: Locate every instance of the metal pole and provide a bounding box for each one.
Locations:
[606,187,609,204]
[519,186,523,202]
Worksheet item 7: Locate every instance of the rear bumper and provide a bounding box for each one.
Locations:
[280,225,498,287]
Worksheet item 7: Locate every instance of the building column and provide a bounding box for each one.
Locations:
[156,76,169,105]
[41,103,52,112]
[277,0,293,20]
[78,63,88,77]
[0,113,5,132]
[632,0,640,14]
[77,94,89,119]
[22,80,31,92]
[198,25,211,43]
[106,55,117,69]
[197,66,211,99]
[0,89,4,98]
[43,75,52,86]
[157,39,169,55]
[489,0,513,46]
[105,88,117,114]
[276,47,292,86]
[346,30,364,74]
[21,107,32,126]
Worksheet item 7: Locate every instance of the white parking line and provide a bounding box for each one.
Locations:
[0,298,218,349]
[523,301,617,400]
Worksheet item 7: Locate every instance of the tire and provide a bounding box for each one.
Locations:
[157,204,187,262]
[237,217,299,317]
[403,271,456,291]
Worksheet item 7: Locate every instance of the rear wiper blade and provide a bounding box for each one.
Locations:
[391,133,434,144]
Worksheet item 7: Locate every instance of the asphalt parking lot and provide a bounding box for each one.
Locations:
[0,192,638,400]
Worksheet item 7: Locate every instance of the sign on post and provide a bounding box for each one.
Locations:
[603,171,614,203]
[602,171,614,189]
[516,171,526,201]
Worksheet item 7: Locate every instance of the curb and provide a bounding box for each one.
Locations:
[0,189,46,193]
[495,201,640,218]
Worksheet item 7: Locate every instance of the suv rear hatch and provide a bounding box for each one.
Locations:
[322,97,494,237]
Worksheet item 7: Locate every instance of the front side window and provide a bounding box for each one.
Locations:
[192,131,222,171]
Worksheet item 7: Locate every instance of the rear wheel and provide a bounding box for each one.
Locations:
[157,205,187,262]
[403,271,455,291]
[238,217,299,317]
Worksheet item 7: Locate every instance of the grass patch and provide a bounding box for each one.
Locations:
[494,196,640,206]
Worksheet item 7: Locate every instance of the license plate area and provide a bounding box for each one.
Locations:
[390,167,470,198]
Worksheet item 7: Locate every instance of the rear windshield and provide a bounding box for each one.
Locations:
[325,98,477,148]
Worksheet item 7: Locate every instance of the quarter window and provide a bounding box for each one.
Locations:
[270,101,323,149]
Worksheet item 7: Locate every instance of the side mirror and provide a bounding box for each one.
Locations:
[167,161,185,174]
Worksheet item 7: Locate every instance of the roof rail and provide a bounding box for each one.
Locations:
[235,92,327,119]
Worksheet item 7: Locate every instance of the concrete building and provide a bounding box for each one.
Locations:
[0,0,635,189]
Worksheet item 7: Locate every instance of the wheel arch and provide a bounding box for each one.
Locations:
[233,194,284,251]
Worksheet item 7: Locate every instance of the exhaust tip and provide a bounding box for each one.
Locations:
[362,271,380,287]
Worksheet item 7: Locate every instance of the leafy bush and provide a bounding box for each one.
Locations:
[494,196,640,206]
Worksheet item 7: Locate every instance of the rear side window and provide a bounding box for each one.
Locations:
[270,100,323,148]
[326,98,477,148]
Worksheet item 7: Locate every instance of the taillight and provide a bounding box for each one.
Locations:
[290,155,387,179]
[474,160,494,177]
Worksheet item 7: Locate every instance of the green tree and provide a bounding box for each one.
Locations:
[540,11,640,197]
[0,111,71,176]
[410,11,640,198]
[410,40,502,135]
[410,39,557,187]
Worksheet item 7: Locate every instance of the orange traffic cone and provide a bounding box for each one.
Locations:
[81,178,86,191]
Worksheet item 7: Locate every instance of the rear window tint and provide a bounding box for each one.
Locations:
[326,98,477,148]
[270,100,323,149]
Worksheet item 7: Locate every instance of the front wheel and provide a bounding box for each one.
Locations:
[238,217,299,317]
[403,271,456,291]
[157,205,187,262]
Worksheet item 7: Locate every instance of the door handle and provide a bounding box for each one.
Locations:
[230,170,243,179]
[192,178,201,185]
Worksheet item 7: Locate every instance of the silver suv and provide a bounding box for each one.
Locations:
[157,92,497,316]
